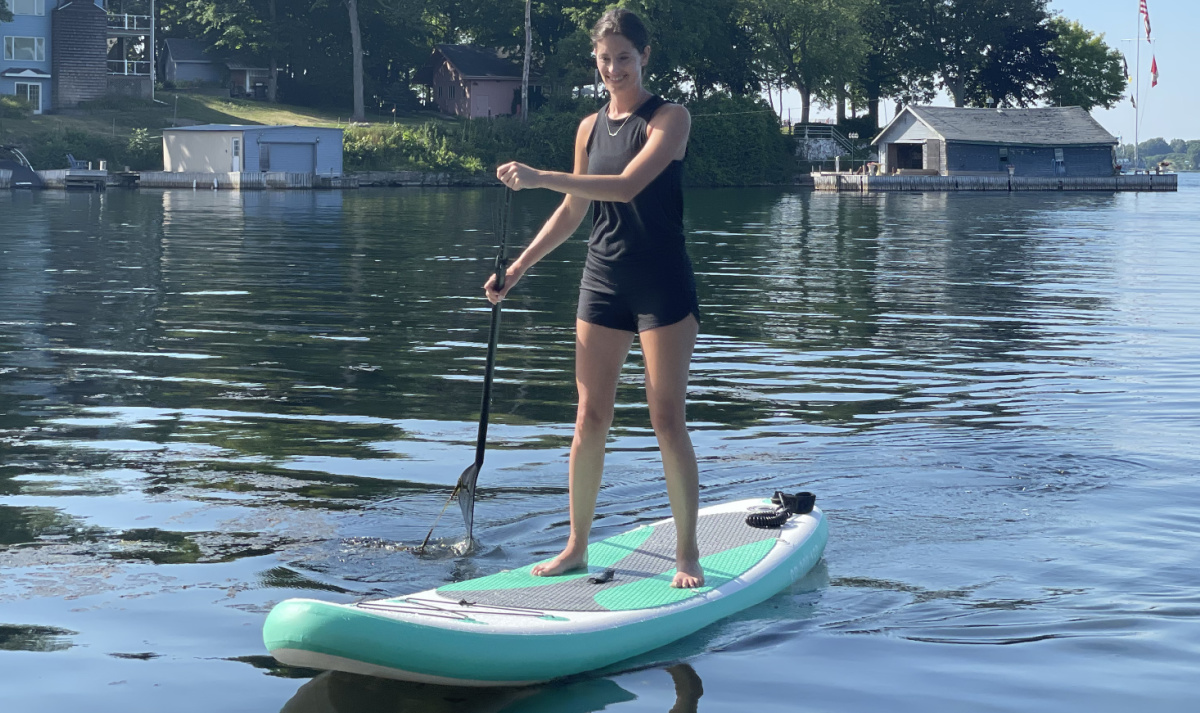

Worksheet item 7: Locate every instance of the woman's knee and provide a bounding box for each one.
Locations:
[576,399,615,435]
[648,400,688,438]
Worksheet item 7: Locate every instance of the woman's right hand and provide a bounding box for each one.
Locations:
[484,267,524,304]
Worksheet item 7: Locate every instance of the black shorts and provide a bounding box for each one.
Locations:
[576,282,700,333]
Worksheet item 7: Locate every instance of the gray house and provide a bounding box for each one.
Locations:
[162,38,222,84]
[873,106,1118,177]
[162,125,343,175]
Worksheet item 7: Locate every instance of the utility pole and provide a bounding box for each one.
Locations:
[520,0,530,120]
[150,0,155,102]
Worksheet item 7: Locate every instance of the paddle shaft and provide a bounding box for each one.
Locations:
[472,189,511,469]
[417,189,511,551]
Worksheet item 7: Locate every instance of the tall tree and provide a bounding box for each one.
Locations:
[910,0,1057,107]
[1045,17,1125,111]
[746,0,860,122]
[858,0,937,129]
[344,0,365,121]
[632,0,759,99]
[817,0,870,123]
[183,0,287,102]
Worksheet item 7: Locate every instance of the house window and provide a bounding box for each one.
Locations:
[12,0,46,16]
[4,37,46,63]
[999,147,1009,162]
[14,82,41,114]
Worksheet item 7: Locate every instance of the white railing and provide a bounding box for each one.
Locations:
[107,13,152,32]
[108,60,151,76]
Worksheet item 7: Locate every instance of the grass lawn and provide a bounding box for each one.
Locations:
[0,91,455,146]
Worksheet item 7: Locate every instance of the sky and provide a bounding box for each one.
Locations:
[777,0,1197,142]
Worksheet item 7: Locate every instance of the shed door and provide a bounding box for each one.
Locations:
[263,142,316,173]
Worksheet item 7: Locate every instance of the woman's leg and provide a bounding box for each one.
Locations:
[639,314,702,588]
[532,318,634,576]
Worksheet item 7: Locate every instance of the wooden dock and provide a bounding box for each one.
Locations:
[35,169,108,191]
[136,171,358,189]
[813,173,1178,192]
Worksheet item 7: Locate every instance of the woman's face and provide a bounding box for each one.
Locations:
[594,34,649,94]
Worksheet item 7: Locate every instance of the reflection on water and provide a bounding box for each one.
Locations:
[278,663,704,713]
[2,180,1200,711]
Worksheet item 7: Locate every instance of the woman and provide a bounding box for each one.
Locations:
[487,8,703,588]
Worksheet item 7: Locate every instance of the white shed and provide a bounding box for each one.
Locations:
[162,125,344,175]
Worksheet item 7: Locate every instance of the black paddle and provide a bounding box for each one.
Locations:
[419,189,512,551]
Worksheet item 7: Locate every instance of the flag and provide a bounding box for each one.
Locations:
[1122,55,1131,82]
[1131,94,1137,108]
[1151,55,1159,87]
[1140,0,1152,40]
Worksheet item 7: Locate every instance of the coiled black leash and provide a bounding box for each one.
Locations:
[745,491,816,529]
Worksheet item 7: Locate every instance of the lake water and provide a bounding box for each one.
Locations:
[2,177,1198,712]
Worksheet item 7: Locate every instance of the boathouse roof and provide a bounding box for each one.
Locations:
[875,106,1117,147]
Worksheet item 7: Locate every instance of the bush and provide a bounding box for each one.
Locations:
[16,125,161,171]
[344,123,486,173]
[1,95,33,119]
[342,93,796,185]
[682,94,794,186]
[125,128,160,170]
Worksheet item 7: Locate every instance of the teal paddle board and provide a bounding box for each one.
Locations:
[263,497,827,686]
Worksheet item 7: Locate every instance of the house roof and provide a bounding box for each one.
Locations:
[876,106,1117,147]
[164,124,342,133]
[164,38,215,64]
[163,38,268,70]
[1,68,53,79]
[415,44,537,84]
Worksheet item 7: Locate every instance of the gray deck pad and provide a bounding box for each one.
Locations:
[432,511,781,612]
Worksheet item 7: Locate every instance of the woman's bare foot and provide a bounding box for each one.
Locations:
[671,550,705,588]
[531,545,588,577]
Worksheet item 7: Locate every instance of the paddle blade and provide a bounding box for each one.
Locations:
[456,462,480,540]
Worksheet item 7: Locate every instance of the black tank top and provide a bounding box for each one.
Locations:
[581,95,689,294]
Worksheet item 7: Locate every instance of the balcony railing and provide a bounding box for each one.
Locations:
[107,13,152,32]
[108,60,151,76]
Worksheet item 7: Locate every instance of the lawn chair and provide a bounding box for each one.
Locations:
[66,154,88,170]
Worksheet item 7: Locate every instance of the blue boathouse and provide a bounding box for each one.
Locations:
[874,106,1118,178]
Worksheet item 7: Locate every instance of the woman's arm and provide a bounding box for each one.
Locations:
[496,104,690,204]
[485,114,597,303]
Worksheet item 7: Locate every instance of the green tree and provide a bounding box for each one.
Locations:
[184,0,288,102]
[909,0,1057,107]
[1138,137,1170,156]
[746,0,862,122]
[817,0,871,124]
[858,0,938,130]
[628,0,759,98]
[1045,17,1125,111]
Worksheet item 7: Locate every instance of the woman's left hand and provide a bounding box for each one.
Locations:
[496,161,542,191]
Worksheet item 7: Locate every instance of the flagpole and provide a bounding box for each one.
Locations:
[1135,1,1141,169]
